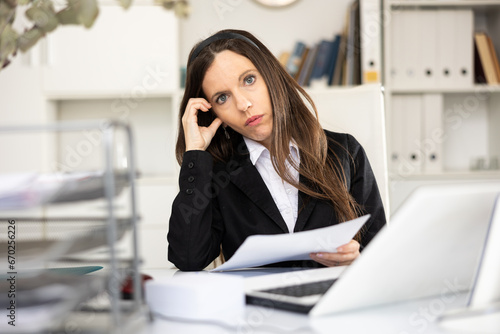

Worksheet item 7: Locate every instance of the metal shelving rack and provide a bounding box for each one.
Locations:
[0,120,146,333]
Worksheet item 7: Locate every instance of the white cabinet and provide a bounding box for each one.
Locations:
[56,97,178,177]
[0,63,51,173]
[42,4,179,96]
[383,1,500,212]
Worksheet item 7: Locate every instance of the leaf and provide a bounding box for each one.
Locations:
[25,6,59,32]
[116,0,132,10]
[0,24,18,66]
[56,0,99,28]
[0,1,16,24]
[174,1,190,18]
[1,57,11,69]
[156,0,191,18]
[56,7,80,25]
[76,0,99,28]
[17,26,43,52]
[3,0,18,9]
[157,0,175,10]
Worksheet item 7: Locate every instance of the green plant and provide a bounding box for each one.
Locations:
[0,0,189,69]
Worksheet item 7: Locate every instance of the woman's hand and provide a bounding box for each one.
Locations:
[309,239,360,267]
[182,98,223,151]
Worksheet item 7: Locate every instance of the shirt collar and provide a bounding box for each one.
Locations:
[243,136,299,166]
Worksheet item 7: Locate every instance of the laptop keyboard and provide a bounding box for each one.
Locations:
[260,278,338,298]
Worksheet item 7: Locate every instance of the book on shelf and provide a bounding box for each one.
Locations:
[331,34,348,86]
[474,32,500,85]
[487,34,500,83]
[292,35,344,88]
[285,41,307,79]
[295,46,310,80]
[326,35,342,85]
[474,38,487,84]
[345,0,361,86]
[278,51,291,68]
[309,40,334,86]
[297,44,318,86]
[280,0,367,88]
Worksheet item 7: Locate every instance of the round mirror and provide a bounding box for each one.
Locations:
[253,0,300,8]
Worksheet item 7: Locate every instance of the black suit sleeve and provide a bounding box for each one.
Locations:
[167,150,224,271]
[345,133,386,249]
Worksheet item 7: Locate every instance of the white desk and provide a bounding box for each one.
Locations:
[142,298,472,334]
[139,268,474,334]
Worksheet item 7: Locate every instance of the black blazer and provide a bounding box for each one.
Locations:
[167,130,386,271]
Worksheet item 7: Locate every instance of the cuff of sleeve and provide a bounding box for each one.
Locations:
[179,150,213,193]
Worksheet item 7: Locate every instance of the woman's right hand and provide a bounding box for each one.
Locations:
[182,98,223,151]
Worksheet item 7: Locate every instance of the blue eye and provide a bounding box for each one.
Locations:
[244,75,255,85]
[216,94,227,104]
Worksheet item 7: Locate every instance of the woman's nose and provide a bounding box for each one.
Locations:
[234,92,252,112]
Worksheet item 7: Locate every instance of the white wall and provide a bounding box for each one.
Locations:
[179,0,353,64]
[0,0,361,270]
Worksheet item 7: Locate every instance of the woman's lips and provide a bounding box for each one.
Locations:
[245,115,263,126]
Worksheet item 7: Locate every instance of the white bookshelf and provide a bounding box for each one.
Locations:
[389,1,500,8]
[383,0,500,213]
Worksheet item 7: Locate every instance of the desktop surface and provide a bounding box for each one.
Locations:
[140,268,472,334]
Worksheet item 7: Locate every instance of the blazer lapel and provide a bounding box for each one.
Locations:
[233,168,318,233]
[229,142,289,233]
[293,173,318,232]
[293,191,317,232]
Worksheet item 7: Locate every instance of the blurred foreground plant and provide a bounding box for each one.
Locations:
[0,0,189,70]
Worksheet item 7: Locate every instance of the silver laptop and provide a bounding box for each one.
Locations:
[245,182,500,316]
[437,193,500,333]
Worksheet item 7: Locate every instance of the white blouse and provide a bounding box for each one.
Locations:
[243,137,300,233]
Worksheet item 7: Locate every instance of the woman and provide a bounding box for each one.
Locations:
[168,29,386,271]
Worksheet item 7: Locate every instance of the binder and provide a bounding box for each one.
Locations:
[453,10,474,88]
[389,10,405,88]
[389,95,405,174]
[436,10,455,88]
[391,9,473,89]
[359,0,381,83]
[401,95,423,174]
[388,10,403,87]
[437,10,473,88]
[391,9,436,89]
[419,10,438,89]
[390,95,422,175]
[401,11,424,89]
[422,94,444,174]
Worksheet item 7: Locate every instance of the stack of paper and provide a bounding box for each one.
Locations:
[0,272,106,333]
[212,215,370,272]
[0,171,128,210]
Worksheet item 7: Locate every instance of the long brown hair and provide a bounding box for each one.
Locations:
[176,29,360,223]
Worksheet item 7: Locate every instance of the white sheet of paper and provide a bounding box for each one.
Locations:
[212,214,370,272]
